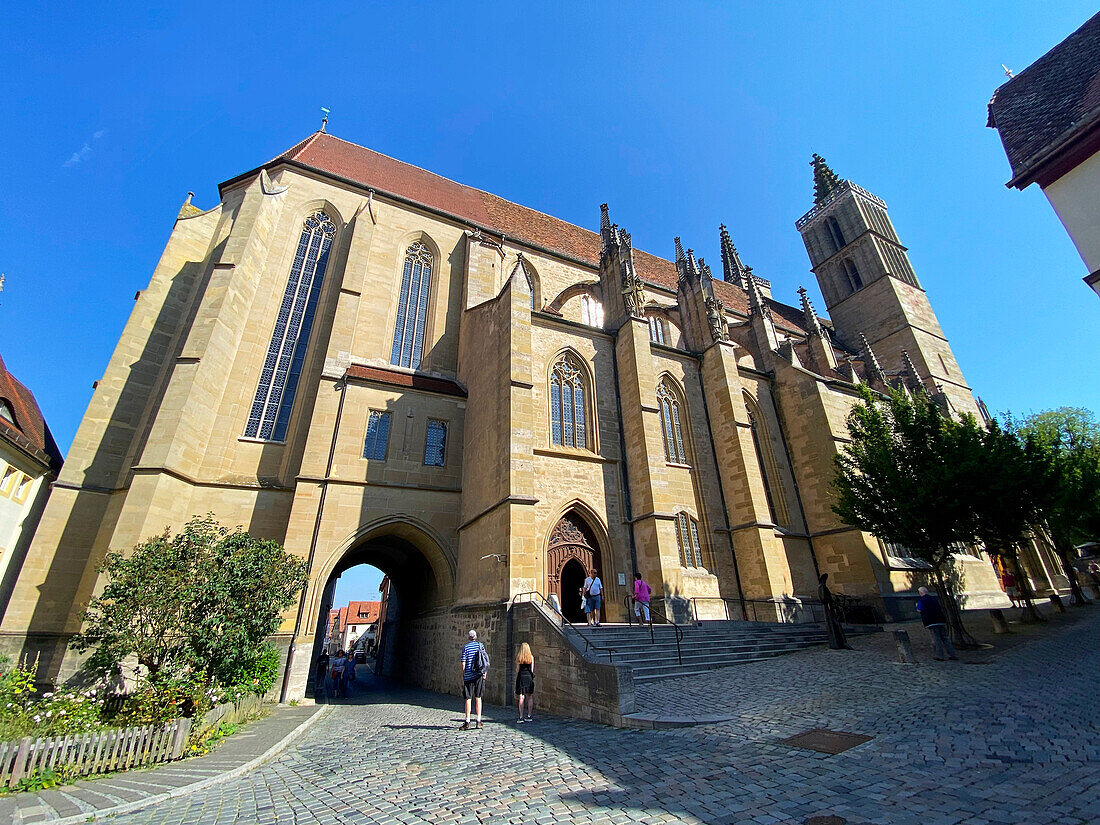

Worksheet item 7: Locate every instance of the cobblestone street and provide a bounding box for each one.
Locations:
[83,611,1100,824]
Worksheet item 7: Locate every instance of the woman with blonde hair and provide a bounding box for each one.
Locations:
[514,642,536,722]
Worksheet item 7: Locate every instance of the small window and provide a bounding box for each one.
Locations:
[424,420,448,467]
[13,474,32,503]
[0,466,17,497]
[648,316,666,344]
[363,411,392,460]
[581,294,604,328]
[0,399,15,426]
[676,512,704,569]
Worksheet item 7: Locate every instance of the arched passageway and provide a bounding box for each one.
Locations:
[546,511,604,622]
[304,520,455,700]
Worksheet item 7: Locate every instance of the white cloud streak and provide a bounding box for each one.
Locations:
[63,129,107,168]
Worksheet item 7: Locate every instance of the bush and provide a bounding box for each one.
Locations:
[216,644,280,704]
[0,657,103,740]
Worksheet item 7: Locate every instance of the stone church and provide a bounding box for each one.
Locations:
[2,130,1048,703]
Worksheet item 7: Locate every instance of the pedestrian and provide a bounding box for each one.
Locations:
[514,642,536,723]
[817,573,852,650]
[1002,569,1019,608]
[916,586,958,661]
[584,568,603,626]
[460,630,488,730]
[315,650,329,698]
[345,650,356,690]
[331,650,347,698]
[633,573,652,625]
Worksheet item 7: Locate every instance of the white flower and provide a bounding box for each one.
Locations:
[58,710,66,716]
[42,692,53,699]
[33,715,41,723]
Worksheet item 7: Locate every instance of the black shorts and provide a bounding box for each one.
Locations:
[462,676,485,699]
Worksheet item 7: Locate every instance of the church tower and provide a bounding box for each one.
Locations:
[796,155,981,418]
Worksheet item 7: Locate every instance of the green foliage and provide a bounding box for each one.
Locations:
[215,644,280,704]
[71,515,307,693]
[1012,407,1100,553]
[0,657,102,741]
[108,671,214,728]
[832,386,981,571]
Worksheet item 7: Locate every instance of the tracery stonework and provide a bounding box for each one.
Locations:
[547,514,600,593]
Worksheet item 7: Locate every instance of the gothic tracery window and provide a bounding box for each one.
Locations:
[245,210,336,441]
[676,512,704,569]
[657,380,688,465]
[745,394,791,528]
[550,352,588,450]
[648,316,666,344]
[390,241,434,369]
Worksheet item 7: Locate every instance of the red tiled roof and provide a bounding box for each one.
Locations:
[238,133,815,337]
[333,600,381,632]
[0,354,62,471]
[345,364,467,397]
[988,12,1100,187]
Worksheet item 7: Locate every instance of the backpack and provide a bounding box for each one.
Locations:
[474,643,490,675]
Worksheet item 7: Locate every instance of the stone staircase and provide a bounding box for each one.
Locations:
[563,620,877,681]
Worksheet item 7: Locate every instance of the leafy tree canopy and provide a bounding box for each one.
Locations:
[72,515,307,690]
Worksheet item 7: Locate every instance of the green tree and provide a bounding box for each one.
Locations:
[971,420,1048,622]
[1012,407,1100,605]
[72,516,307,692]
[833,386,982,645]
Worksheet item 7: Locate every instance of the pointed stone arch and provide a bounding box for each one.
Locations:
[543,501,612,619]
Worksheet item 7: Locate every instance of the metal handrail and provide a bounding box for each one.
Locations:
[687,596,827,624]
[510,591,618,663]
[624,595,683,666]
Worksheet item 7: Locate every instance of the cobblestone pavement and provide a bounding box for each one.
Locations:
[80,612,1100,824]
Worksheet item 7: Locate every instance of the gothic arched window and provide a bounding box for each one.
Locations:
[825,216,846,253]
[843,258,863,292]
[581,294,604,328]
[550,352,589,450]
[245,210,337,441]
[390,241,435,369]
[657,380,688,465]
[676,512,704,569]
[648,315,666,344]
[744,393,791,528]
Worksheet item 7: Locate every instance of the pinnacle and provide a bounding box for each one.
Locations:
[811,153,844,205]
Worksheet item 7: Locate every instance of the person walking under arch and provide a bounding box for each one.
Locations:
[514,642,536,723]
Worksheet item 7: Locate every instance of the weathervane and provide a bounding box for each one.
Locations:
[1002,64,1014,78]
[320,107,330,133]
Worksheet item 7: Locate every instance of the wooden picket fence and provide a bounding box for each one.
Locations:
[0,693,267,789]
[0,717,191,789]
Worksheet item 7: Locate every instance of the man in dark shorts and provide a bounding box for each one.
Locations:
[460,629,488,730]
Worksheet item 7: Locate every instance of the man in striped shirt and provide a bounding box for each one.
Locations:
[460,629,487,730]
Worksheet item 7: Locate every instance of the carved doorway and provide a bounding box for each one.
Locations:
[547,512,602,624]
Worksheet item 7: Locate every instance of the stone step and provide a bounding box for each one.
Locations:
[582,637,827,660]
[606,639,825,664]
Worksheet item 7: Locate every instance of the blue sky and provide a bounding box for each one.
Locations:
[2,1,1097,473]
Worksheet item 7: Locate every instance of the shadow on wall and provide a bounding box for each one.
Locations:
[21,244,219,685]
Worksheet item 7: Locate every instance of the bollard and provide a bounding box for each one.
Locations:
[892,629,916,664]
[989,609,1010,634]
[1049,594,1066,613]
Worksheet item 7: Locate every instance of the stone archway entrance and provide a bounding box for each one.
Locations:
[547,512,602,623]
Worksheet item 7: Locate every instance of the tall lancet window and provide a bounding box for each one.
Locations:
[245,211,337,442]
[550,352,588,450]
[657,381,687,465]
[390,241,435,369]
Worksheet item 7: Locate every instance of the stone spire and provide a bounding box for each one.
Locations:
[745,266,771,320]
[811,153,844,205]
[797,286,824,338]
[674,236,685,264]
[600,203,613,249]
[798,286,837,372]
[858,333,887,385]
[900,350,924,393]
[719,224,749,287]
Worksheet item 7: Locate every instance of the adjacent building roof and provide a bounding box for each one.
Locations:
[233,132,816,337]
[0,354,62,472]
[333,600,382,634]
[988,12,1100,188]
